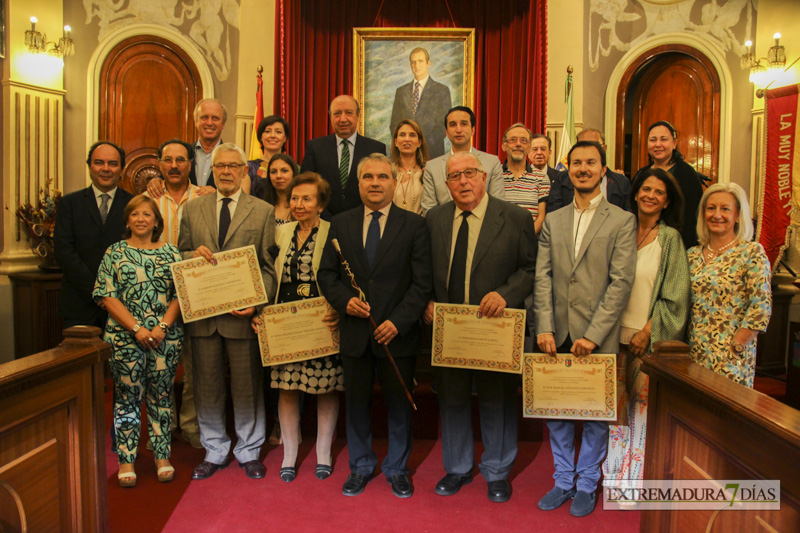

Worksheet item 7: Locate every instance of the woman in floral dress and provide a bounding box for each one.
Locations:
[688,182,772,387]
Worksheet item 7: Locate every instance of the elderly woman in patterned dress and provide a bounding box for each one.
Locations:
[252,172,341,482]
[688,182,772,387]
[93,194,184,488]
[603,168,690,488]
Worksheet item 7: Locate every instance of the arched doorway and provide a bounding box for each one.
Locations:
[615,44,721,183]
[98,35,203,193]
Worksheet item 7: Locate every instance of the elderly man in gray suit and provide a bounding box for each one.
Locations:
[421,106,504,214]
[534,140,636,517]
[178,143,277,481]
[424,151,537,503]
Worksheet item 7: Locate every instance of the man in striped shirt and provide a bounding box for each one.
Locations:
[501,123,550,235]
[147,139,214,449]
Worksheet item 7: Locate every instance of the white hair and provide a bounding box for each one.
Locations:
[211,142,247,165]
[696,182,753,246]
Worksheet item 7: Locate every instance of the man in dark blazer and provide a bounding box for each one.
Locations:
[300,95,386,216]
[317,153,432,499]
[54,141,133,328]
[530,133,560,184]
[424,151,537,503]
[547,128,632,212]
[389,47,452,159]
[178,143,277,482]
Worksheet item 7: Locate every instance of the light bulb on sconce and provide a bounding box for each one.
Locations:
[741,31,791,90]
[23,15,75,58]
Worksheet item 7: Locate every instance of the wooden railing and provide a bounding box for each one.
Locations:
[641,341,800,532]
[0,326,110,533]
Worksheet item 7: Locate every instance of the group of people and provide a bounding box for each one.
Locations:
[52,86,771,519]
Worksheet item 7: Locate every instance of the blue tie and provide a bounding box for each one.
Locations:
[365,211,382,268]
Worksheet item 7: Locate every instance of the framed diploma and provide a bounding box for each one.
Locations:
[257,297,339,366]
[171,245,268,323]
[431,303,524,374]
[522,353,617,421]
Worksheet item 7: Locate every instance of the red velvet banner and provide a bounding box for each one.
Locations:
[275,0,547,165]
[759,84,800,268]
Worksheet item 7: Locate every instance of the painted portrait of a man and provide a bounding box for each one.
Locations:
[389,47,453,158]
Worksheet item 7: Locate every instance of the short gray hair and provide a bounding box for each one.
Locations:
[357,153,397,180]
[446,151,484,174]
[696,182,754,246]
[502,123,532,143]
[577,128,606,144]
[211,142,247,165]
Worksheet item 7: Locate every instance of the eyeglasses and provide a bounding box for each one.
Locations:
[213,162,245,171]
[160,157,189,165]
[446,168,481,181]
[505,137,530,145]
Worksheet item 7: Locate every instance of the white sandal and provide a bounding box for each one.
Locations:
[156,463,175,483]
[118,469,137,488]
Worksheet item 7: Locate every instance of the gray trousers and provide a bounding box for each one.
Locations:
[437,367,519,481]
[192,334,265,464]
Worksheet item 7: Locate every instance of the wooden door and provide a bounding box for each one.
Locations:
[616,45,720,183]
[98,36,202,193]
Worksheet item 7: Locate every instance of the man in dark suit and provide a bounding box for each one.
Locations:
[54,141,133,328]
[317,153,432,499]
[178,143,277,481]
[300,95,386,216]
[548,128,632,212]
[424,151,537,503]
[389,47,452,159]
[529,134,560,184]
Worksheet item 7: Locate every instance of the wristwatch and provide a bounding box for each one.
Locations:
[732,341,745,355]
[158,322,170,332]
[132,323,142,334]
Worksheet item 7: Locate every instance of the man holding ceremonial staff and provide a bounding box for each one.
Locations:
[318,153,432,498]
[178,143,277,481]
[533,140,636,517]
[424,151,537,503]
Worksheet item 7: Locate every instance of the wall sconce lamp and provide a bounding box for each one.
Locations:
[24,17,75,58]
[741,33,787,86]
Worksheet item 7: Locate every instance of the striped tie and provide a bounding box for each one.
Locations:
[339,139,350,188]
[99,193,110,224]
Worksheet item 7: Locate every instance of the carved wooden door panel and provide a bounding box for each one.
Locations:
[98,35,202,193]
[616,45,720,184]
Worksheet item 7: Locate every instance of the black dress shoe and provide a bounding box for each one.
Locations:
[239,460,266,479]
[279,466,297,482]
[315,464,333,480]
[342,473,370,496]
[487,479,511,503]
[435,473,473,496]
[192,459,231,480]
[388,474,414,498]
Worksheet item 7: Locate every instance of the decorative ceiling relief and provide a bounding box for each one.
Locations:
[589,0,754,71]
[84,0,239,80]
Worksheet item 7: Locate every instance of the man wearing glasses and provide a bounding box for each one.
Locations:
[424,152,537,503]
[501,123,550,236]
[178,143,277,481]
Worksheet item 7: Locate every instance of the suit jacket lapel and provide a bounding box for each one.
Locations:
[371,204,404,272]
[346,208,370,273]
[471,198,504,273]
[83,187,103,227]
[200,194,219,251]
[572,201,610,271]
[560,206,575,268]
[223,193,253,248]
[438,203,456,265]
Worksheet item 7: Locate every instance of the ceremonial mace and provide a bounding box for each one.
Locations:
[331,238,417,410]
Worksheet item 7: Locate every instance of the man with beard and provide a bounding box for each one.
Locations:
[501,123,550,235]
[534,140,636,517]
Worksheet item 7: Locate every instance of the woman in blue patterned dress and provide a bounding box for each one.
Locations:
[252,172,341,482]
[688,182,772,387]
[603,168,690,489]
[93,194,184,487]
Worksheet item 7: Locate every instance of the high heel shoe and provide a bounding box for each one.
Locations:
[118,466,137,488]
[315,463,333,480]
[156,460,175,483]
[279,466,297,482]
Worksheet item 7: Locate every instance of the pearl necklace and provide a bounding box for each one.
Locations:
[704,237,738,261]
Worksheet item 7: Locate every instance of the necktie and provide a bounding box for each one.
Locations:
[411,81,421,117]
[364,211,382,268]
[448,211,471,304]
[339,139,350,188]
[219,198,232,249]
[99,193,110,224]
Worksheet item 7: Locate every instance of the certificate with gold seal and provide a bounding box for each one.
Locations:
[256,297,339,366]
[171,245,268,323]
[522,353,616,421]
[431,303,524,374]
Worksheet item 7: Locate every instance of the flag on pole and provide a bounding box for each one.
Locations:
[249,67,264,160]
[554,69,575,171]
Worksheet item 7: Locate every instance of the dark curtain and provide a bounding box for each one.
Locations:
[275,0,547,163]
